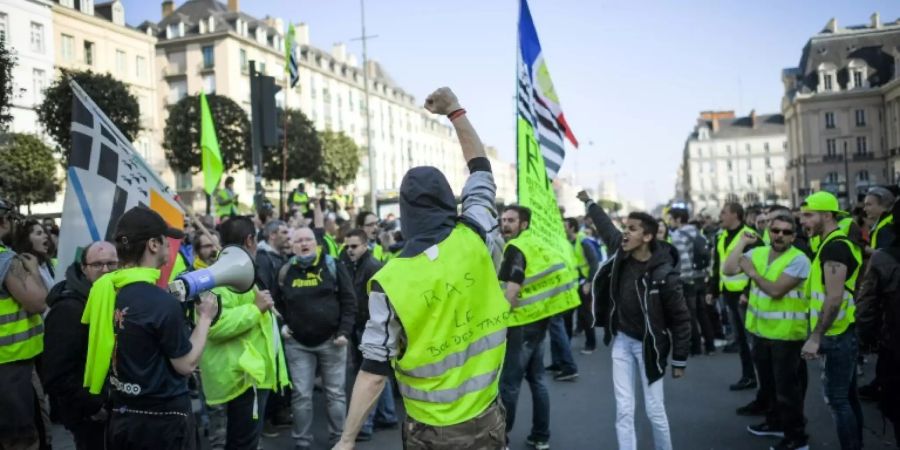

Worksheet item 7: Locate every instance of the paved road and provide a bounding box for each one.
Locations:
[53,334,896,449]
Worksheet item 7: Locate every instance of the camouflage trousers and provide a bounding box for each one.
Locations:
[402,399,506,450]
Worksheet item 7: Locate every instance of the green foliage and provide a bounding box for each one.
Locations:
[262,108,322,182]
[0,134,60,209]
[163,94,250,174]
[0,37,15,131]
[36,70,140,161]
[311,131,360,189]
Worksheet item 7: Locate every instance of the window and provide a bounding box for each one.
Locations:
[30,22,44,53]
[84,41,95,65]
[80,0,94,15]
[727,160,733,170]
[0,13,6,42]
[825,172,840,184]
[32,69,46,105]
[746,143,751,153]
[765,156,771,168]
[853,71,863,88]
[856,136,867,155]
[61,34,75,61]
[855,109,866,126]
[168,79,187,103]
[824,74,834,91]
[765,173,772,184]
[764,142,770,152]
[857,170,870,182]
[202,45,214,69]
[825,112,835,129]
[826,138,837,156]
[167,23,182,39]
[115,50,126,75]
[112,2,125,25]
[135,56,146,79]
[203,74,216,93]
[239,49,247,73]
[258,62,266,75]
[747,174,753,186]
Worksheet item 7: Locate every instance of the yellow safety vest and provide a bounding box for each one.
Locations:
[371,224,508,426]
[323,234,340,258]
[717,225,757,292]
[871,214,894,250]
[572,232,590,279]
[0,245,44,363]
[745,246,810,341]
[505,229,580,327]
[216,188,237,218]
[806,230,861,336]
[291,192,309,213]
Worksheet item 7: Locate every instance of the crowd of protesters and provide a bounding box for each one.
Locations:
[3,103,900,450]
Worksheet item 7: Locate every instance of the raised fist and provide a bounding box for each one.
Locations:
[425,87,461,115]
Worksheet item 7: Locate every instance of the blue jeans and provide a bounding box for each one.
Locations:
[548,314,577,373]
[820,328,863,450]
[360,381,397,435]
[499,322,550,442]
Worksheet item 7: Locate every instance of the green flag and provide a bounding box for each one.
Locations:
[200,91,223,196]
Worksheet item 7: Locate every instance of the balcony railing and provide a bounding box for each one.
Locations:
[852,151,874,161]
[822,153,844,162]
[163,65,187,77]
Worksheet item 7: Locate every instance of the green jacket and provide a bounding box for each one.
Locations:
[199,288,290,405]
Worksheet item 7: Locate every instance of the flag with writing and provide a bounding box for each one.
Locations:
[285,23,299,88]
[56,81,184,285]
[517,0,578,179]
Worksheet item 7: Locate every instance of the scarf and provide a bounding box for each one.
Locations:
[81,267,160,395]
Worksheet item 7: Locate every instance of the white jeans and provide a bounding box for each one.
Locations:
[612,334,672,450]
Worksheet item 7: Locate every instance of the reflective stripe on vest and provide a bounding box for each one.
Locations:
[718,226,757,292]
[806,231,861,336]
[0,246,44,363]
[505,229,580,327]
[871,214,894,250]
[745,246,810,341]
[371,224,508,426]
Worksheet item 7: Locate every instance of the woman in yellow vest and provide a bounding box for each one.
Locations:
[722,213,812,449]
[0,200,49,450]
[334,87,508,450]
[863,186,896,254]
[798,191,864,450]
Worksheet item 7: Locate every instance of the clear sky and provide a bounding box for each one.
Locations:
[123,0,900,208]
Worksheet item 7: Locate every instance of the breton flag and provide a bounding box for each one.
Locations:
[56,81,185,285]
[517,0,578,179]
[285,23,299,88]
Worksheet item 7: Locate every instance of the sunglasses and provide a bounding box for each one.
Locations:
[769,228,794,236]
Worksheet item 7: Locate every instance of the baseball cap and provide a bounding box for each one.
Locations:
[113,206,184,242]
[800,191,845,215]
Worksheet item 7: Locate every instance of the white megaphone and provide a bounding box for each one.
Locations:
[168,245,256,302]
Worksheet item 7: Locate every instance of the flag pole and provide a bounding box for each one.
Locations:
[281,71,289,219]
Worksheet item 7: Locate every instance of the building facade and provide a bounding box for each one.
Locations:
[0,0,54,136]
[51,0,159,168]
[782,14,900,207]
[681,110,789,214]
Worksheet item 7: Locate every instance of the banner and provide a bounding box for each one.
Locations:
[514,0,580,324]
[56,81,184,286]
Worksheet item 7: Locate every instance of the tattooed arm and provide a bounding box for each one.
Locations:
[4,254,48,314]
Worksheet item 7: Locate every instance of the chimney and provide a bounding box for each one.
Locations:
[750,109,758,129]
[699,110,735,133]
[162,0,174,17]
[332,43,347,63]
[295,22,310,45]
[228,0,239,13]
[825,17,837,33]
[872,12,881,29]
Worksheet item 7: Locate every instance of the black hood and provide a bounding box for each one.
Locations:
[47,263,92,308]
[399,166,458,257]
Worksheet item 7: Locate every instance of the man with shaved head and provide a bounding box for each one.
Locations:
[42,241,119,449]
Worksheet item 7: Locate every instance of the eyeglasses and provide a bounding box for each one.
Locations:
[769,228,794,236]
[363,222,379,228]
[85,261,119,270]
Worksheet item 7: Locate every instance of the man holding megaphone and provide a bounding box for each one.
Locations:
[198,216,290,450]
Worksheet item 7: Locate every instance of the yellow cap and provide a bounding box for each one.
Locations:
[800,191,845,214]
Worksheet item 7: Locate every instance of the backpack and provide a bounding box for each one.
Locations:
[690,232,711,273]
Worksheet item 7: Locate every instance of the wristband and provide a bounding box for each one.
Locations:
[448,108,466,121]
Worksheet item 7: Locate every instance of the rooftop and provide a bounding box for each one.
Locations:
[691,112,785,140]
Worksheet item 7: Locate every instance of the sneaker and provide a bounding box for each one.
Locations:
[579,347,595,355]
[770,437,809,450]
[747,422,785,438]
[729,377,757,391]
[735,400,767,416]
[526,437,550,450]
[554,369,579,381]
[545,363,561,374]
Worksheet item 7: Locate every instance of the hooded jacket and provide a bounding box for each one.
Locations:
[42,263,105,426]
[585,201,692,384]
[339,249,382,327]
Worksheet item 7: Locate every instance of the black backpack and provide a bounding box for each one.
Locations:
[690,232,711,273]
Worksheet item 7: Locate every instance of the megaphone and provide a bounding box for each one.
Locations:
[168,245,256,302]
